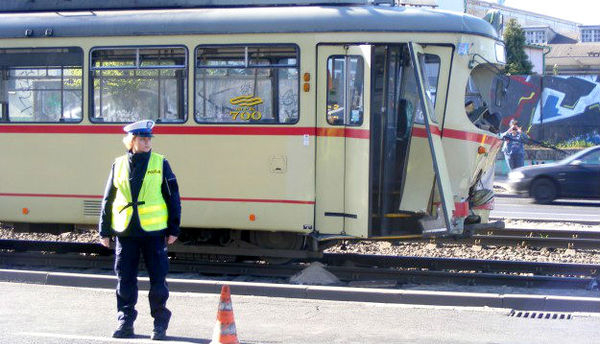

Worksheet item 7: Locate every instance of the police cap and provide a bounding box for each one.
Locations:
[123,120,154,137]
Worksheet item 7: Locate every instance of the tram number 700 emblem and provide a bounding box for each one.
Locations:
[230,95,263,121]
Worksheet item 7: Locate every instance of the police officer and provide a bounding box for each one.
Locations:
[99,119,181,340]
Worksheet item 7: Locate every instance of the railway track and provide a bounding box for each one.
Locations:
[1,239,598,290]
[460,227,600,249]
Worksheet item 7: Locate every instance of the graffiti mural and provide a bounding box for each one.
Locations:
[490,74,600,145]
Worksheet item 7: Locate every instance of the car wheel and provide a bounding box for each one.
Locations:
[530,178,557,204]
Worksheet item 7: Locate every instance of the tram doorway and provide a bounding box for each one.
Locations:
[370,43,457,237]
[369,44,416,236]
[315,43,459,238]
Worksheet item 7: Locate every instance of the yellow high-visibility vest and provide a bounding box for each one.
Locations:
[111,152,168,232]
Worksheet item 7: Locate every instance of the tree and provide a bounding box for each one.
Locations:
[503,19,533,75]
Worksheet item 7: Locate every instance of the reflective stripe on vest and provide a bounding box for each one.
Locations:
[111,152,168,232]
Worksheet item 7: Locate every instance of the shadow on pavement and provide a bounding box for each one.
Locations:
[132,334,210,343]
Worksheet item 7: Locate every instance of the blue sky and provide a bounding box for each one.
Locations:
[503,0,599,25]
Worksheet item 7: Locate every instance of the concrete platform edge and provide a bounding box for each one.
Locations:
[1,268,599,312]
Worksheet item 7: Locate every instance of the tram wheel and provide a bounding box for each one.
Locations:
[530,178,557,204]
[248,231,305,251]
[247,231,306,264]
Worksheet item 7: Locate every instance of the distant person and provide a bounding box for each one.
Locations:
[591,130,600,145]
[501,119,527,171]
[99,119,181,340]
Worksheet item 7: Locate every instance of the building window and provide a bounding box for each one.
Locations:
[195,45,299,124]
[536,31,546,43]
[0,47,83,122]
[582,30,590,42]
[525,31,534,44]
[581,29,600,42]
[525,30,546,44]
[90,46,187,123]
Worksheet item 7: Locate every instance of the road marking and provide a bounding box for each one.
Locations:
[492,211,600,217]
[492,211,600,218]
[17,332,196,343]
[495,201,600,206]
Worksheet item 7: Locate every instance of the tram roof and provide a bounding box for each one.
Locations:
[0,6,498,40]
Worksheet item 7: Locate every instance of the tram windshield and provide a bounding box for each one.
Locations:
[465,63,505,134]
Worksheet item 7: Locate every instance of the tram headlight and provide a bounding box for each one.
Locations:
[508,171,525,181]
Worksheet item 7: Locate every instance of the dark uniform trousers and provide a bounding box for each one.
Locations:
[115,236,171,330]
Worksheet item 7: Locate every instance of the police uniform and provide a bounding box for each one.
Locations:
[99,120,181,340]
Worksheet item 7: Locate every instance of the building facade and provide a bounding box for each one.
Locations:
[467,0,579,38]
[466,0,600,75]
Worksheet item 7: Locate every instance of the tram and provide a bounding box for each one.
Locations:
[0,0,506,251]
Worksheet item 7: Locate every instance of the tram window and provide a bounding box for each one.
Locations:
[90,46,187,123]
[0,47,83,123]
[414,53,440,124]
[195,45,299,124]
[494,77,506,107]
[326,56,364,126]
[465,64,501,134]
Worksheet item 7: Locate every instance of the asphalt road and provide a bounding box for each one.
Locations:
[2,282,600,344]
[492,195,600,223]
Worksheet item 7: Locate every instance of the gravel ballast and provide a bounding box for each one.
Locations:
[2,220,600,265]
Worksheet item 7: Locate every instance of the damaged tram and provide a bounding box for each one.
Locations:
[0,0,506,253]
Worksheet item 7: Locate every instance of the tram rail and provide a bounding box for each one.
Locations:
[458,227,600,249]
[1,239,598,290]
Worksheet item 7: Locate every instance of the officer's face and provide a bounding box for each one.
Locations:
[132,136,152,153]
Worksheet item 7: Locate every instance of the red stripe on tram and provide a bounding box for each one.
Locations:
[0,124,500,145]
[155,126,316,136]
[443,128,502,145]
[0,192,314,205]
[412,126,502,146]
[315,127,370,139]
[181,197,315,205]
[0,125,317,136]
[0,125,123,134]
[0,192,103,199]
[411,126,441,138]
[0,124,373,139]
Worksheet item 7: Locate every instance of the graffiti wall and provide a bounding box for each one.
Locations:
[490,74,600,145]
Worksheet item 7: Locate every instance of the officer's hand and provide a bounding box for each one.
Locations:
[100,237,111,248]
[167,235,178,245]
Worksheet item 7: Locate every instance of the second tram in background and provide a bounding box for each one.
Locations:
[0,0,506,253]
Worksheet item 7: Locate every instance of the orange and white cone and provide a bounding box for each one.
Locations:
[210,285,240,344]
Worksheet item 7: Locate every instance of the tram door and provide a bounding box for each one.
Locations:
[407,42,458,235]
[315,45,371,237]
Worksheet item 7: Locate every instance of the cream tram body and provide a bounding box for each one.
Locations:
[0,5,504,242]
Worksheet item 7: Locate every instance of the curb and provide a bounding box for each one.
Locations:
[2,268,599,313]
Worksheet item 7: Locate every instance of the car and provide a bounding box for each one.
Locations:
[506,145,600,204]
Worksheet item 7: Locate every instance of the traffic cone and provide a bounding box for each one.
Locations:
[210,285,240,344]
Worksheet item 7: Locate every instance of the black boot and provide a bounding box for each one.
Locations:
[112,325,134,338]
[151,328,167,340]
